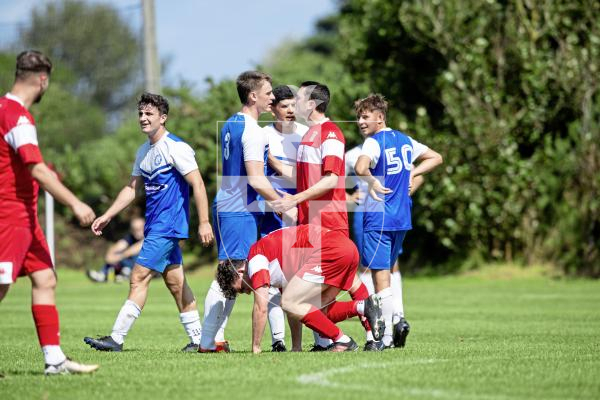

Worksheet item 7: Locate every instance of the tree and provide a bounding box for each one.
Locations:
[20,0,142,112]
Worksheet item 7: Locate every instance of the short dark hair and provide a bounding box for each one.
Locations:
[216,260,243,300]
[354,93,388,120]
[137,92,169,115]
[300,81,330,113]
[236,71,272,105]
[272,85,295,106]
[15,50,52,80]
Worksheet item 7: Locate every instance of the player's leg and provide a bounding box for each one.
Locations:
[282,277,357,352]
[24,224,98,374]
[201,211,256,351]
[267,286,287,351]
[162,258,202,350]
[390,232,410,348]
[390,261,404,322]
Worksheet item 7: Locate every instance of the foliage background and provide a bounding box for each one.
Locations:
[1,0,598,275]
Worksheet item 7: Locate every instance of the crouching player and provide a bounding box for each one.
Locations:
[216,224,384,352]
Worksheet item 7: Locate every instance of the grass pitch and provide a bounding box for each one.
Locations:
[1,266,599,400]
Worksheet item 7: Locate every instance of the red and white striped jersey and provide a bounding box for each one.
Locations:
[0,93,44,227]
[296,119,349,234]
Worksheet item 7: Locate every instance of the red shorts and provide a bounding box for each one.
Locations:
[0,222,53,284]
[298,230,359,291]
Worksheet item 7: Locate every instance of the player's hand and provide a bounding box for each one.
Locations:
[91,214,111,236]
[282,207,298,224]
[270,189,297,213]
[72,201,96,227]
[368,180,392,202]
[198,222,214,247]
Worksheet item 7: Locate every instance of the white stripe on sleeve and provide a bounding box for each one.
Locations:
[360,137,381,168]
[409,137,429,161]
[321,138,344,159]
[248,254,269,279]
[4,124,38,151]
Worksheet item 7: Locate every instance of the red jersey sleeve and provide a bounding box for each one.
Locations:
[5,114,44,165]
[247,249,271,290]
[320,123,345,176]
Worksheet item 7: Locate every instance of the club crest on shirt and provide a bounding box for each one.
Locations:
[154,154,163,166]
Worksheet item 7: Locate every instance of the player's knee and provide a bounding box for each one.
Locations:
[31,270,57,291]
[0,284,10,301]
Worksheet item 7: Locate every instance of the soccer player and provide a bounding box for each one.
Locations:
[216,224,384,352]
[0,50,99,374]
[271,81,375,351]
[83,93,214,352]
[354,93,443,348]
[201,72,295,352]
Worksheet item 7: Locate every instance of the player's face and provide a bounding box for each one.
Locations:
[272,98,296,124]
[138,104,167,136]
[357,110,384,136]
[294,87,312,120]
[255,81,275,114]
[233,272,253,295]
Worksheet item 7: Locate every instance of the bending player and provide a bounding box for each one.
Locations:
[354,94,442,348]
[0,50,98,375]
[216,224,384,352]
[84,93,214,352]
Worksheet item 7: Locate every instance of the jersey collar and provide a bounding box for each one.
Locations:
[5,93,25,107]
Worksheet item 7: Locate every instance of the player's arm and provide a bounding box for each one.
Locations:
[117,240,143,260]
[355,155,392,202]
[29,162,95,226]
[91,176,140,236]
[252,285,270,354]
[267,151,295,182]
[245,160,281,201]
[104,239,130,264]
[287,314,303,351]
[271,173,339,213]
[411,148,443,179]
[183,169,214,246]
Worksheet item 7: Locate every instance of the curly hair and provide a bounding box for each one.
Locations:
[354,93,388,120]
[137,92,169,116]
[216,260,242,300]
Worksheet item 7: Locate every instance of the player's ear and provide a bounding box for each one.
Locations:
[248,91,258,104]
[160,114,168,125]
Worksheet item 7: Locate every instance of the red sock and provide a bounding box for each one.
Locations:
[301,306,342,341]
[326,301,359,323]
[350,282,369,301]
[31,304,60,346]
[349,283,372,332]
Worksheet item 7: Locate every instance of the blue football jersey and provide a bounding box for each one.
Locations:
[132,132,198,238]
[361,128,427,231]
[214,113,268,215]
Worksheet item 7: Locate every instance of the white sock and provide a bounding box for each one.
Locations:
[268,287,285,344]
[335,334,351,344]
[365,330,374,342]
[377,287,393,347]
[359,270,375,295]
[111,299,141,345]
[42,345,66,365]
[180,310,202,345]
[201,280,235,349]
[391,270,404,324]
[313,330,332,347]
[355,300,365,316]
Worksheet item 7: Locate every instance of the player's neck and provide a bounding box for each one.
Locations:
[240,105,259,121]
[9,83,38,109]
[375,124,389,134]
[307,111,327,125]
[147,126,167,144]
[274,121,296,134]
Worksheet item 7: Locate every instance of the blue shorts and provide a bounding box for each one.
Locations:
[258,212,283,238]
[213,205,259,261]
[361,230,407,270]
[135,235,183,273]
